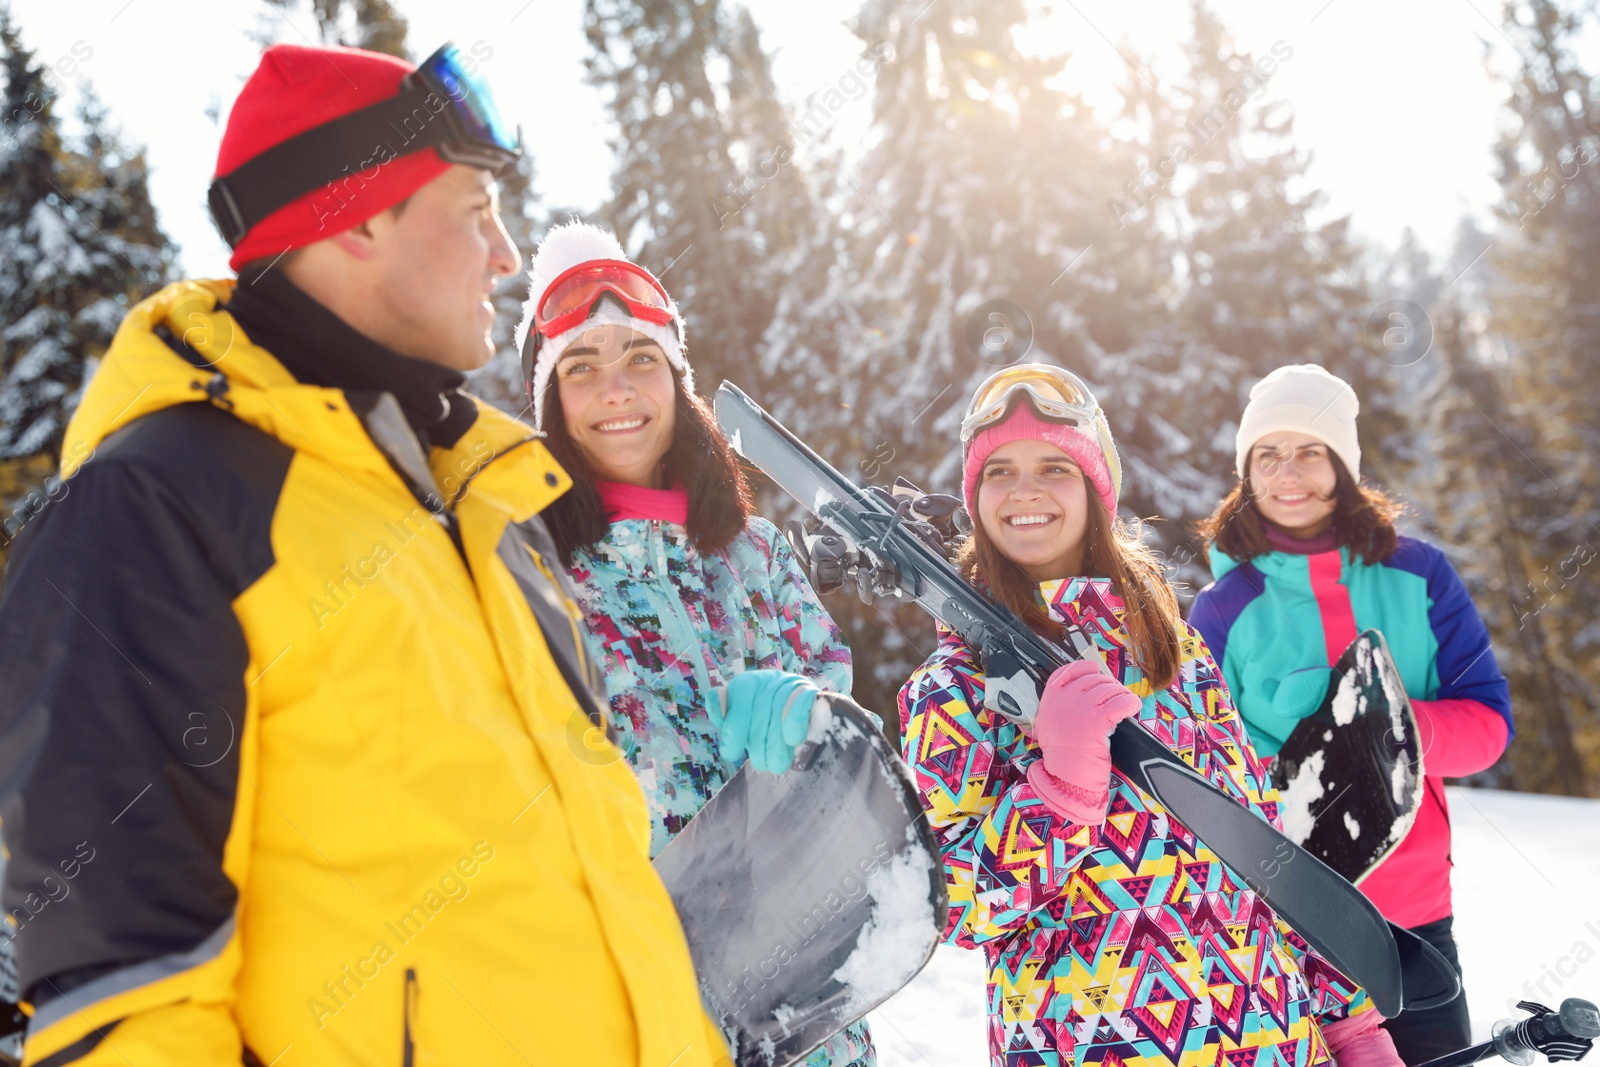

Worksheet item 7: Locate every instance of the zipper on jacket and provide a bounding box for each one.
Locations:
[402,968,418,1067]
[651,520,671,578]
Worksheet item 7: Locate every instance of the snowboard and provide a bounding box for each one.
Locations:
[1271,630,1424,885]
[711,380,1462,1019]
[654,695,947,1067]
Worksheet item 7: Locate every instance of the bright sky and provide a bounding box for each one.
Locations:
[7,0,1516,279]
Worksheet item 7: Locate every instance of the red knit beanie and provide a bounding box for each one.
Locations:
[215,43,452,272]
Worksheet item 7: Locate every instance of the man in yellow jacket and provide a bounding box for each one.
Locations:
[0,41,731,1067]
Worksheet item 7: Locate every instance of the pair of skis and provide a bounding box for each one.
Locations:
[706,381,1455,1020]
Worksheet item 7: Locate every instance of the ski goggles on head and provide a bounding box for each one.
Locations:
[532,260,677,340]
[208,42,522,248]
[960,364,1104,443]
[519,260,680,395]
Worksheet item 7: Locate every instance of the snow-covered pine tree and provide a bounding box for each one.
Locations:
[1463,0,1600,794]
[259,0,409,57]
[817,0,1146,486]
[1419,279,1595,797]
[583,0,815,402]
[1076,25,1229,584]
[1104,3,1427,599]
[0,15,173,582]
[756,0,1165,716]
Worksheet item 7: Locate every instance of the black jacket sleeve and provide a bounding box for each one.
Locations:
[0,403,290,1004]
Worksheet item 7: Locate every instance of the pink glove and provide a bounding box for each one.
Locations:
[1025,659,1143,824]
[1323,1010,1402,1067]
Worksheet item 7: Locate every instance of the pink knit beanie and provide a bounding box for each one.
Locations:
[962,403,1121,521]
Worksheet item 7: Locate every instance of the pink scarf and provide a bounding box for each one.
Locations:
[595,479,689,525]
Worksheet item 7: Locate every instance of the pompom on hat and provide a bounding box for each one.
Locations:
[1235,364,1361,481]
[516,221,690,432]
[214,44,452,272]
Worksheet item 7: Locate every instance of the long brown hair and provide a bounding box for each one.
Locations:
[957,487,1183,691]
[538,369,752,566]
[1197,452,1403,568]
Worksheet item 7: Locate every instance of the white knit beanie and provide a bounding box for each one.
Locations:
[1235,364,1361,480]
[515,220,690,432]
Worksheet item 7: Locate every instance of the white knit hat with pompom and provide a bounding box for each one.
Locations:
[515,220,689,432]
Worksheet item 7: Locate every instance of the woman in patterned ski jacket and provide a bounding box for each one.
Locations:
[1190,364,1512,1064]
[898,364,1399,1067]
[515,221,872,1067]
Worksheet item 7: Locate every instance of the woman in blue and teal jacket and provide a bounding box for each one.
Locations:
[1191,365,1512,1066]
[515,221,872,1067]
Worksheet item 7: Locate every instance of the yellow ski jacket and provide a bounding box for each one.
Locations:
[0,280,731,1067]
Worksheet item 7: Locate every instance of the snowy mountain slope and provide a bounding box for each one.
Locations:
[867,786,1600,1065]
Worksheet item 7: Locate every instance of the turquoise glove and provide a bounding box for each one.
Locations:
[1252,667,1333,757]
[1274,667,1333,720]
[709,669,819,774]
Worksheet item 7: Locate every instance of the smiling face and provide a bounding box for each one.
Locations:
[555,324,677,487]
[974,438,1091,582]
[1248,431,1339,537]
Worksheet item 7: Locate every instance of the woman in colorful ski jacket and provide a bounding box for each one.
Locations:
[1190,364,1512,1064]
[899,364,1396,1067]
[514,221,872,1067]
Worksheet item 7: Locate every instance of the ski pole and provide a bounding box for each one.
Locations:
[1415,998,1599,1067]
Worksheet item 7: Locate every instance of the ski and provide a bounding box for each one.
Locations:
[654,695,946,1067]
[1273,630,1424,885]
[714,380,1453,1019]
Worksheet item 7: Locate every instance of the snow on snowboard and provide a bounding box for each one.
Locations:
[654,695,946,1067]
[1272,630,1424,885]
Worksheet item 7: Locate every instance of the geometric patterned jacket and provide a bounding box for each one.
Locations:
[898,577,1376,1067]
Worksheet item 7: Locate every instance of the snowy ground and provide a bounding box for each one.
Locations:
[865,787,1600,1066]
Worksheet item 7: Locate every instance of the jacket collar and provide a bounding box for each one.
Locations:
[224,269,477,451]
[596,480,689,525]
[1033,577,1131,661]
[1038,576,1123,620]
[64,280,570,521]
[1210,545,1349,583]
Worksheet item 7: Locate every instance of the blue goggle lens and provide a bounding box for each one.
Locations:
[418,44,519,154]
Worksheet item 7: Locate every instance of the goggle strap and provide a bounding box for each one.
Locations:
[520,327,543,402]
[208,81,513,248]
